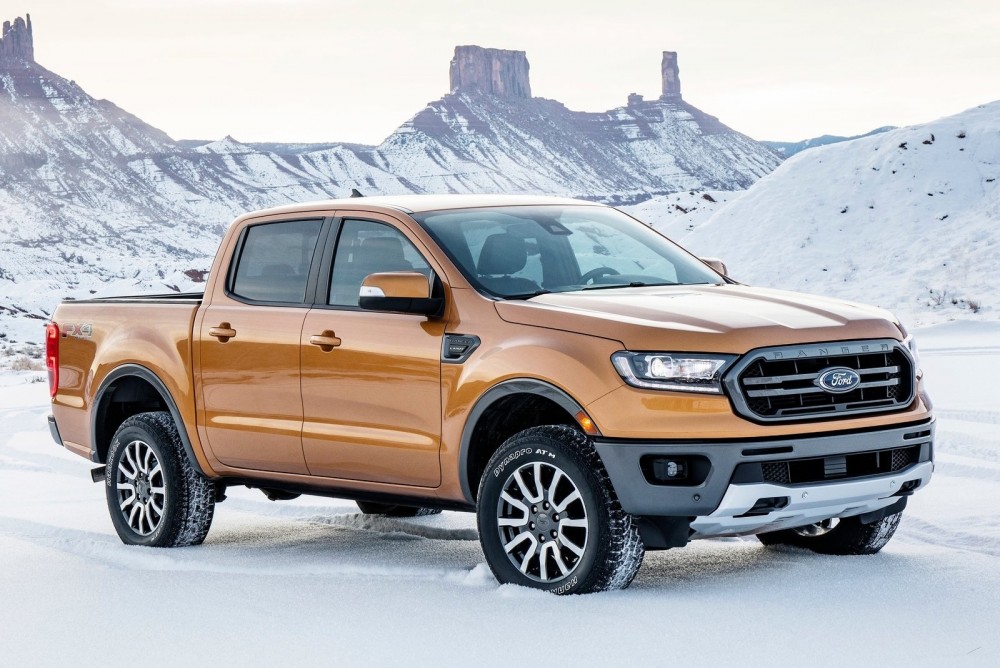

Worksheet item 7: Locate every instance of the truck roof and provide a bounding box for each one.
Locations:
[237,194,604,220]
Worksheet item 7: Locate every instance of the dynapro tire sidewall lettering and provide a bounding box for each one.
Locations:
[493,447,533,478]
[493,447,558,478]
[551,575,579,595]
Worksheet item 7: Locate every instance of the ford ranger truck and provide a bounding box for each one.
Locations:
[46,194,934,594]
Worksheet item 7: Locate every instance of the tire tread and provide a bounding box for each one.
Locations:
[106,412,215,547]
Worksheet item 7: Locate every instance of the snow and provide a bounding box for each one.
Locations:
[1,323,998,666]
[624,189,737,236]
[631,102,1000,326]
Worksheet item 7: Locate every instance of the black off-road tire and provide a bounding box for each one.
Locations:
[757,511,903,555]
[105,412,216,547]
[477,425,644,594]
[356,501,442,517]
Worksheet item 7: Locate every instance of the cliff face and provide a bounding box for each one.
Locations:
[0,14,33,63]
[449,46,531,98]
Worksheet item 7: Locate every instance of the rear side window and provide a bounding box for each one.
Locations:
[231,219,322,303]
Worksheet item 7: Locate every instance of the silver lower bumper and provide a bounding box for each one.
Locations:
[689,461,934,539]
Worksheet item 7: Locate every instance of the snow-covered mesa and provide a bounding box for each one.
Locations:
[630,101,1000,326]
[1,322,998,665]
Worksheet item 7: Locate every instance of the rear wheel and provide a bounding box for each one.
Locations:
[356,500,442,517]
[477,425,644,594]
[757,511,903,555]
[105,412,215,547]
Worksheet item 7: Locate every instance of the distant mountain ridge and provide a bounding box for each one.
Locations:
[764,126,896,157]
[0,15,779,344]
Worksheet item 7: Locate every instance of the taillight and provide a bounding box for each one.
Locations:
[46,323,59,398]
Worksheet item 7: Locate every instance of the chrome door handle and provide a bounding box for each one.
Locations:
[309,331,342,352]
[208,323,237,342]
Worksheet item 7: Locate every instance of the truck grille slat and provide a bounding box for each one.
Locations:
[746,377,900,398]
[742,365,900,386]
[725,339,916,423]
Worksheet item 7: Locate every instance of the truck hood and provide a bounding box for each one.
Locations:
[494,285,903,353]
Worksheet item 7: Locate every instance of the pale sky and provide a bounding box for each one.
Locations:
[17,0,1000,145]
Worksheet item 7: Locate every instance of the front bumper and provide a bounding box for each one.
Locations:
[594,419,934,535]
[689,461,931,538]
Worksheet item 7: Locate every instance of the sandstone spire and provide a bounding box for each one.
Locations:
[660,51,681,99]
[449,46,531,99]
[1,14,34,64]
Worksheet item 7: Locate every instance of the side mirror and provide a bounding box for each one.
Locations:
[700,257,728,277]
[359,271,443,317]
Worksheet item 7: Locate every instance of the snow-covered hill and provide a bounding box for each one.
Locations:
[637,102,1000,326]
[0,21,779,345]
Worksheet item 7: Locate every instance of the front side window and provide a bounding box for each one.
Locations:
[230,219,322,303]
[328,220,431,307]
[413,205,721,298]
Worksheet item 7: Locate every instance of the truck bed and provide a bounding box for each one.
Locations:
[50,295,203,462]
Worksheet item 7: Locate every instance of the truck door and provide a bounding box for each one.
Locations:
[197,218,326,474]
[300,214,445,487]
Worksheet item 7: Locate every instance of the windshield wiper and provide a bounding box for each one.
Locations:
[579,281,677,291]
[504,289,552,300]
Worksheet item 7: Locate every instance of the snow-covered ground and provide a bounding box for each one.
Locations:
[1,323,997,666]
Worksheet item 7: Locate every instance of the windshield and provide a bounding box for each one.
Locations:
[412,205,723,298]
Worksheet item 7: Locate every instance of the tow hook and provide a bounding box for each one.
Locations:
[90,466,106,483]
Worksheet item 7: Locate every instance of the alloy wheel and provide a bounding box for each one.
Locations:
[115,440,166,536]
[496,461,589,583]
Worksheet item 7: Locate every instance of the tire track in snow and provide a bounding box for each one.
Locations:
[305,513,479,541]
[0,516,490,585]
[935,409,1000,425]
[898,515,1000,558]
[933,460,1000,483]
[0,432,93,477]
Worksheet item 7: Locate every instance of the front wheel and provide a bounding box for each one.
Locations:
[757,511,903,555]
[105,412,216,547]
[477,425,644,594]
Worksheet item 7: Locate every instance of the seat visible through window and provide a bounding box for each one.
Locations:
[477,233,540,295]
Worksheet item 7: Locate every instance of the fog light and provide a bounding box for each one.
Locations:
[653,458,688,481]
[641,455,710,486]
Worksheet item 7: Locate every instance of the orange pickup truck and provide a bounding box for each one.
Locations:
[46,195,934,593]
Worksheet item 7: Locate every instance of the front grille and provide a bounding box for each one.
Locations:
[758,445,922,485]
[726,339,915,422]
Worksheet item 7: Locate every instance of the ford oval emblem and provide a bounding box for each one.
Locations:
[816,367,861,394]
